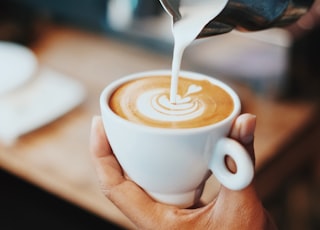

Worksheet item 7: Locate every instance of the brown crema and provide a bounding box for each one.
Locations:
[109,75,234,128]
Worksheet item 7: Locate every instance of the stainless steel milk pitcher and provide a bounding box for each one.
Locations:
[160,0,314,37]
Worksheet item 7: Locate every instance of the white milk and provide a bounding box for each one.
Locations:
[170,0,228,103]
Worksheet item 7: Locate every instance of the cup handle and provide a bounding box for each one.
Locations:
[209,137,254,190]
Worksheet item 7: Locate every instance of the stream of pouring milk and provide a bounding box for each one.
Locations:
[170,0,228,103]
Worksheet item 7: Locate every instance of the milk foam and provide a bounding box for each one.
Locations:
[170,0,228,103]
[109,76,234,128]
[137,85,208,122]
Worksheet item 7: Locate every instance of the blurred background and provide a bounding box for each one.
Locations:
[1,0,319,98]
[0,0,320,229]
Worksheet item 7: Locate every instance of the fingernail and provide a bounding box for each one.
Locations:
[241,134,254,145]
[240,114,256,144]
[91,115,100,129]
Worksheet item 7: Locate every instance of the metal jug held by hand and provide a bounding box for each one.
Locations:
[159,0,314,37]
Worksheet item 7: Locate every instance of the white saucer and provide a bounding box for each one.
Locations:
[0,67,86,145]
[0,41,38,96]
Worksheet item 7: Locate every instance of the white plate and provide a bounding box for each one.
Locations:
[0,67,86,145]
[0,41,38,95]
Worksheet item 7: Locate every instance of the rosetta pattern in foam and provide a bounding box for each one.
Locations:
[136,85,212,122]
[110,76,233,128]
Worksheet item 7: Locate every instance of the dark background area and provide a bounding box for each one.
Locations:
[0,169,124,230]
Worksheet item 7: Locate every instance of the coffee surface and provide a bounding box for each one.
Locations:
[109,76,233,129]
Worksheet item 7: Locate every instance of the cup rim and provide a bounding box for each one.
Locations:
[100,70,241,134]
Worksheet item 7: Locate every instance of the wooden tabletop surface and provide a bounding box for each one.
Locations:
[0,25,317,229]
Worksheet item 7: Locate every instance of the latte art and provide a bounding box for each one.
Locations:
[137,86,209,122]
[109,76,233,128]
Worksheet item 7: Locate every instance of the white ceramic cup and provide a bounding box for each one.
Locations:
[100,70,254,208]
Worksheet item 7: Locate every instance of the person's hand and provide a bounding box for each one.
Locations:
[90,114,277,230]
[286,0,320,38]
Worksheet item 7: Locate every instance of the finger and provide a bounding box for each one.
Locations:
[222,114,256,194]
[229,113,256,164]
[90,116,112,158]
[230,113,256,145]
[90,116,125,189]
[90,116,170,228]
[224,113,256,173]
[216,113,263,227]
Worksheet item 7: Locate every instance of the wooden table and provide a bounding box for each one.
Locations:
[0,25,317,229]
